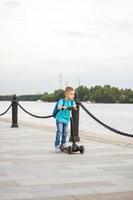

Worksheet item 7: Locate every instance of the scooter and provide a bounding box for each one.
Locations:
[61,108,85,154]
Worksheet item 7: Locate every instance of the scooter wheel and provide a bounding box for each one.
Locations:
[68,146,72,154]
[80,145,84,154]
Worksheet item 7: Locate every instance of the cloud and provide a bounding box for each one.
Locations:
[84,18,133,35]
[52,30,99,39]
[0,0,133,94]
[5,0,19,8]
[104,19,133,34]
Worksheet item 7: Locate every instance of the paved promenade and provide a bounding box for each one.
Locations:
[0,120,133,200]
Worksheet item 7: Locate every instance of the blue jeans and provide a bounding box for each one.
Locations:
[55,120,68,147]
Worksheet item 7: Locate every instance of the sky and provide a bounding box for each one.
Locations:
[0,0,133,95]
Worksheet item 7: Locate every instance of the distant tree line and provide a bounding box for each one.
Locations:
[0,94,42,101]
[0,85,133,103]
[40,85,133,103]
[74,85,133,103]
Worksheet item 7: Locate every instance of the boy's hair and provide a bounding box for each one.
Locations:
[65,86,74,93]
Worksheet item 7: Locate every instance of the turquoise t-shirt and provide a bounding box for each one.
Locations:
[55,98,76,124]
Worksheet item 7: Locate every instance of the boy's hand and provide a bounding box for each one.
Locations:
[58,106,68,110]
[58,106,63,110]
[73,105,77,110]
[62,106,67,110]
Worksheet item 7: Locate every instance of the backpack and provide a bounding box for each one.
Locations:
[52,98,65,118]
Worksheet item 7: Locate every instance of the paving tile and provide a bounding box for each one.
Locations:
[0,121,133,200]
[0,172,6,177]
[75,191,133,200]
[0,181,19,187]
[19,197,75,200]
[0,192,35,200]
[55,181,115,189]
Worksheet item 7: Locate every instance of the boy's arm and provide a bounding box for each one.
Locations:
[57,99,63,110]
[58,99,67,110]
[72,100,77,110]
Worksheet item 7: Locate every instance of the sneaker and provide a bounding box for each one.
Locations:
[55,145,60,152]
[60,144,67,150]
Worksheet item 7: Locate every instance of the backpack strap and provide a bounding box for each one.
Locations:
[62,98,65,107]
[53,98,65,118]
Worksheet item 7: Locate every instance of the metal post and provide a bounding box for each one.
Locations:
[69,96,80,142]
[11,94,18,128]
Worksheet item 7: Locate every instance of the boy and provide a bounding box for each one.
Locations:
[54,86,77,151]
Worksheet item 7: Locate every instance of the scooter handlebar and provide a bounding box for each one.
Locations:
[61,107,72,110]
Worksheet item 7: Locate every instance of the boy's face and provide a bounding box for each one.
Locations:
[65,90,75,100]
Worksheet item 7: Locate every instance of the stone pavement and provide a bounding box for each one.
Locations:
[0,120,133,200]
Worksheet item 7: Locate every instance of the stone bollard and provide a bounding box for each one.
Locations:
[69,96,80,142]
[11,94,18,128]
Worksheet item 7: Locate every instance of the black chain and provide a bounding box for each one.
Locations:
[18,103,53,118]
[79,102,133,138]
[0,104,12,116]
[1,100,132,138]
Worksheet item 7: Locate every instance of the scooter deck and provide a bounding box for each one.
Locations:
[60,146,73,154]
[61,145,84,154]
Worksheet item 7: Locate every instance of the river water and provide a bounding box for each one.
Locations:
[0,101,133,135]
